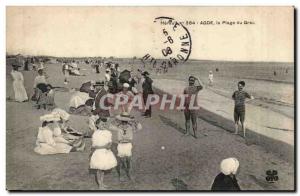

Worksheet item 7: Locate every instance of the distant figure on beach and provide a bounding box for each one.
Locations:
[24,59,29,71]
[232,81,254,138]
[104,69,111,86]
[216,68,219,72]
[10,64,28,102]
[142,71,154,118]
[274,71,277,76]
[94,60,100,74]
[208,71,214,86]
[211,157,241,191]
[62,62,70,84]
[183,76,203,138]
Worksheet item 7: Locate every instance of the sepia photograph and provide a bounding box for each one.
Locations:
[5,6,295,191]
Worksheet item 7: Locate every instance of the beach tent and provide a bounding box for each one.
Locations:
[119,69,131,83]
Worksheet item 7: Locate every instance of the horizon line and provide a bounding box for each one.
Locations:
[6,54,294,64]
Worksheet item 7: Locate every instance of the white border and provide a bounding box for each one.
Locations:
[1,0,298,196]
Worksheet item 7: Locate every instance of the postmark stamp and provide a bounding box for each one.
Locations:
[141,16,192,72]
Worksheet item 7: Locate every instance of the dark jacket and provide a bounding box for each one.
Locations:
[211,173,241,191]
[142,77,154,94]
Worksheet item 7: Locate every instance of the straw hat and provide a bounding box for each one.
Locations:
[93,81,104,86]
[142,71,150,76]
[116,112,134,122]
[40,113,60,122]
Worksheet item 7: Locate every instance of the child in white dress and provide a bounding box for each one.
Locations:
[90,118,117,189]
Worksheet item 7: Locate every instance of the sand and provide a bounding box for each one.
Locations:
[6,62,294,190]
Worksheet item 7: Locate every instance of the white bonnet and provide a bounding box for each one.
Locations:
[220,157,239,175]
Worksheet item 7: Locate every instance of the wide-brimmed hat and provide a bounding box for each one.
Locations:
[142,71,150,76]
[116,112,134,122]
[12,64,21,68]
[93,81,104,86]
[40,113,60,122]
[37,67,44,72]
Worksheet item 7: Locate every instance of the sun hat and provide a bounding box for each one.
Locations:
[142,71,150,76]
[93,81,104,86]
[40,113,61,122]
[116,112,134,122]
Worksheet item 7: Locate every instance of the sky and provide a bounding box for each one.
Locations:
[6,6,294,62]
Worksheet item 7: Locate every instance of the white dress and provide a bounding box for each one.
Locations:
[11,70,28,102]
[34,125,73,155]
[69,92,90,108]
[90,130,117,170]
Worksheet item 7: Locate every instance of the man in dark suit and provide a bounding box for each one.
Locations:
[142,71,154,118]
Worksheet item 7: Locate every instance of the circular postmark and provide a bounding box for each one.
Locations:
[141,17,192,72]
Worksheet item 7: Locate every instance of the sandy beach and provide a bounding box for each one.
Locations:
[6,61,294,190]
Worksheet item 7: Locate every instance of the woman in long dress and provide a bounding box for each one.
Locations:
[90,118,117,189]
[10,65,28,102]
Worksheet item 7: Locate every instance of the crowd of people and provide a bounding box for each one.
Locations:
[8,56,257,191]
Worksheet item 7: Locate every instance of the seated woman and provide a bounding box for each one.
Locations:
[34,112,85,155]
[69,61,84,76]
[69,89,93,116]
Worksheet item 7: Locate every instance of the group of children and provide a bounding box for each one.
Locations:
[88,112,142,189]
[34,106,142,189]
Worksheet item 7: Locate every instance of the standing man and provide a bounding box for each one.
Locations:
[142,71,154,118]
[208,71,214,86]
[24,58,29,71]
[93,81,112,118]
[95,60,100,74]
[183,76,204,138]
[104,69,111,86]
[232,81,254,138]
[62,61,70,85]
